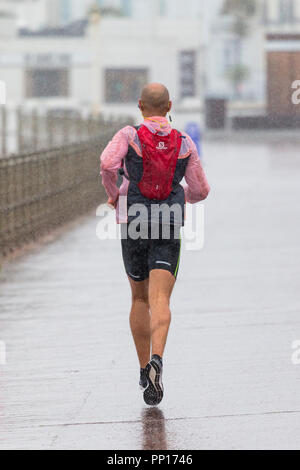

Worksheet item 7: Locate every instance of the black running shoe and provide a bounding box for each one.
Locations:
[143,355,164,406]
[139,368,148,390]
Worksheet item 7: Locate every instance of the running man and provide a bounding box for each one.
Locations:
[100,83,210,406]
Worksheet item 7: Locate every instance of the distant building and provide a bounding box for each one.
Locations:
[2,0,298,124]
[263,0,300,116]
[206,0,300,106]
[263,0,300,25]
[1,0,222,28]
[0,10,205,128]
[0,0,46,30]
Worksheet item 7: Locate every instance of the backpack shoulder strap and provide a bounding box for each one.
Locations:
[119,126,140,179]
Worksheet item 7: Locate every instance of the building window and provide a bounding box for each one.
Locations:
[179,51,196,98]
[279,0,294,22]
[61,0,71,25]
[262,0,268,23]
[25,69,69,98]
[160,0,167,16]
[105,69,148,103]
[121,0,132,17]
[222,40,240,74]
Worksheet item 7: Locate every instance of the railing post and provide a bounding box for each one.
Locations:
[1,106,7,156]
[32,109,38,152]
[0,116,127,257]
[77,116,82,142]
[62,111,69,145]
[17,107,24,153]
[47,113,54,148]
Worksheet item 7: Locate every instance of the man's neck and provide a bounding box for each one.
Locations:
[143,115,167,119]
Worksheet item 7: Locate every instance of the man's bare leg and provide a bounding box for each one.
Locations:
[149,270,176,358]
[129,278,151,369]
[141,269,176,406]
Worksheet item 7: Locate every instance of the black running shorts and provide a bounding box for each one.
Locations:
[121,224,181,282]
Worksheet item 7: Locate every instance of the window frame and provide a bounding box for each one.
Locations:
[104,68,149,104]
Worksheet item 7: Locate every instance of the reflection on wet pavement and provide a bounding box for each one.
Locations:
[142,408,168,450]
[268,143,300,172]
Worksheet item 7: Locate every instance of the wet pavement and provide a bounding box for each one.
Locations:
[1,137,300,450]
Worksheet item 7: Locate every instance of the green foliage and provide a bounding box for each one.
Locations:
[221,0,255,92]
[100,7,123,17]
[222,0,257,17]
[88,3,123,17]
[222,0,257,38]
[226,64,249,90]
[232,16,249,37]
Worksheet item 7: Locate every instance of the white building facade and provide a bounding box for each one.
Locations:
[0,0,222,28]
[206,0,300,104]
[0,10,205,128]
[2,0,299,127]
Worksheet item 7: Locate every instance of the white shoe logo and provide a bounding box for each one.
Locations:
[156,142,168,150]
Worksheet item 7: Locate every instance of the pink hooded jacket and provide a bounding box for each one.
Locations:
[100,117,210,223]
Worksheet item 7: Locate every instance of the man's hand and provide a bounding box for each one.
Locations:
[107,196,119,209]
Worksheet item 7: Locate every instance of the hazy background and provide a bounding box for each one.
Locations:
[1,1,300,452]
[1,0,300,155]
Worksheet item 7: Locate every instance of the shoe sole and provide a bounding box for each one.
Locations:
[139,382,148,391]
[143,360,164,406]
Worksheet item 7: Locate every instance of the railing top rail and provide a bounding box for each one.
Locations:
[0,125,128,166]
[0,106,133,159]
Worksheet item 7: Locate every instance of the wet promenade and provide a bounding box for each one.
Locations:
[1,136,300,449]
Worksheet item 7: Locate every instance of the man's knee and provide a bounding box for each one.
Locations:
[132,292,149,306]
[149,291,170,310]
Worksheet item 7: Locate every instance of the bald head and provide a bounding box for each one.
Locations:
[139,83,171,117]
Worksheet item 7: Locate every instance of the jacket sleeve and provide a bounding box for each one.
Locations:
[183,134,210,204]
[100,126,133,202]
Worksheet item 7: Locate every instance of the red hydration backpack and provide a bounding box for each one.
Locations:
[137,125,182,201]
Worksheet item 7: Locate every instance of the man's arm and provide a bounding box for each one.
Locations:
[100,126,133,204]
[183,134,210,204]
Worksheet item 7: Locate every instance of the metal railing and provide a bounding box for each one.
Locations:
[0,106,118,157]
[0,120,129,258]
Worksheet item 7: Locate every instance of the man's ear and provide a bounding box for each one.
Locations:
[168,101,172,112]
[138,100,143,110]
